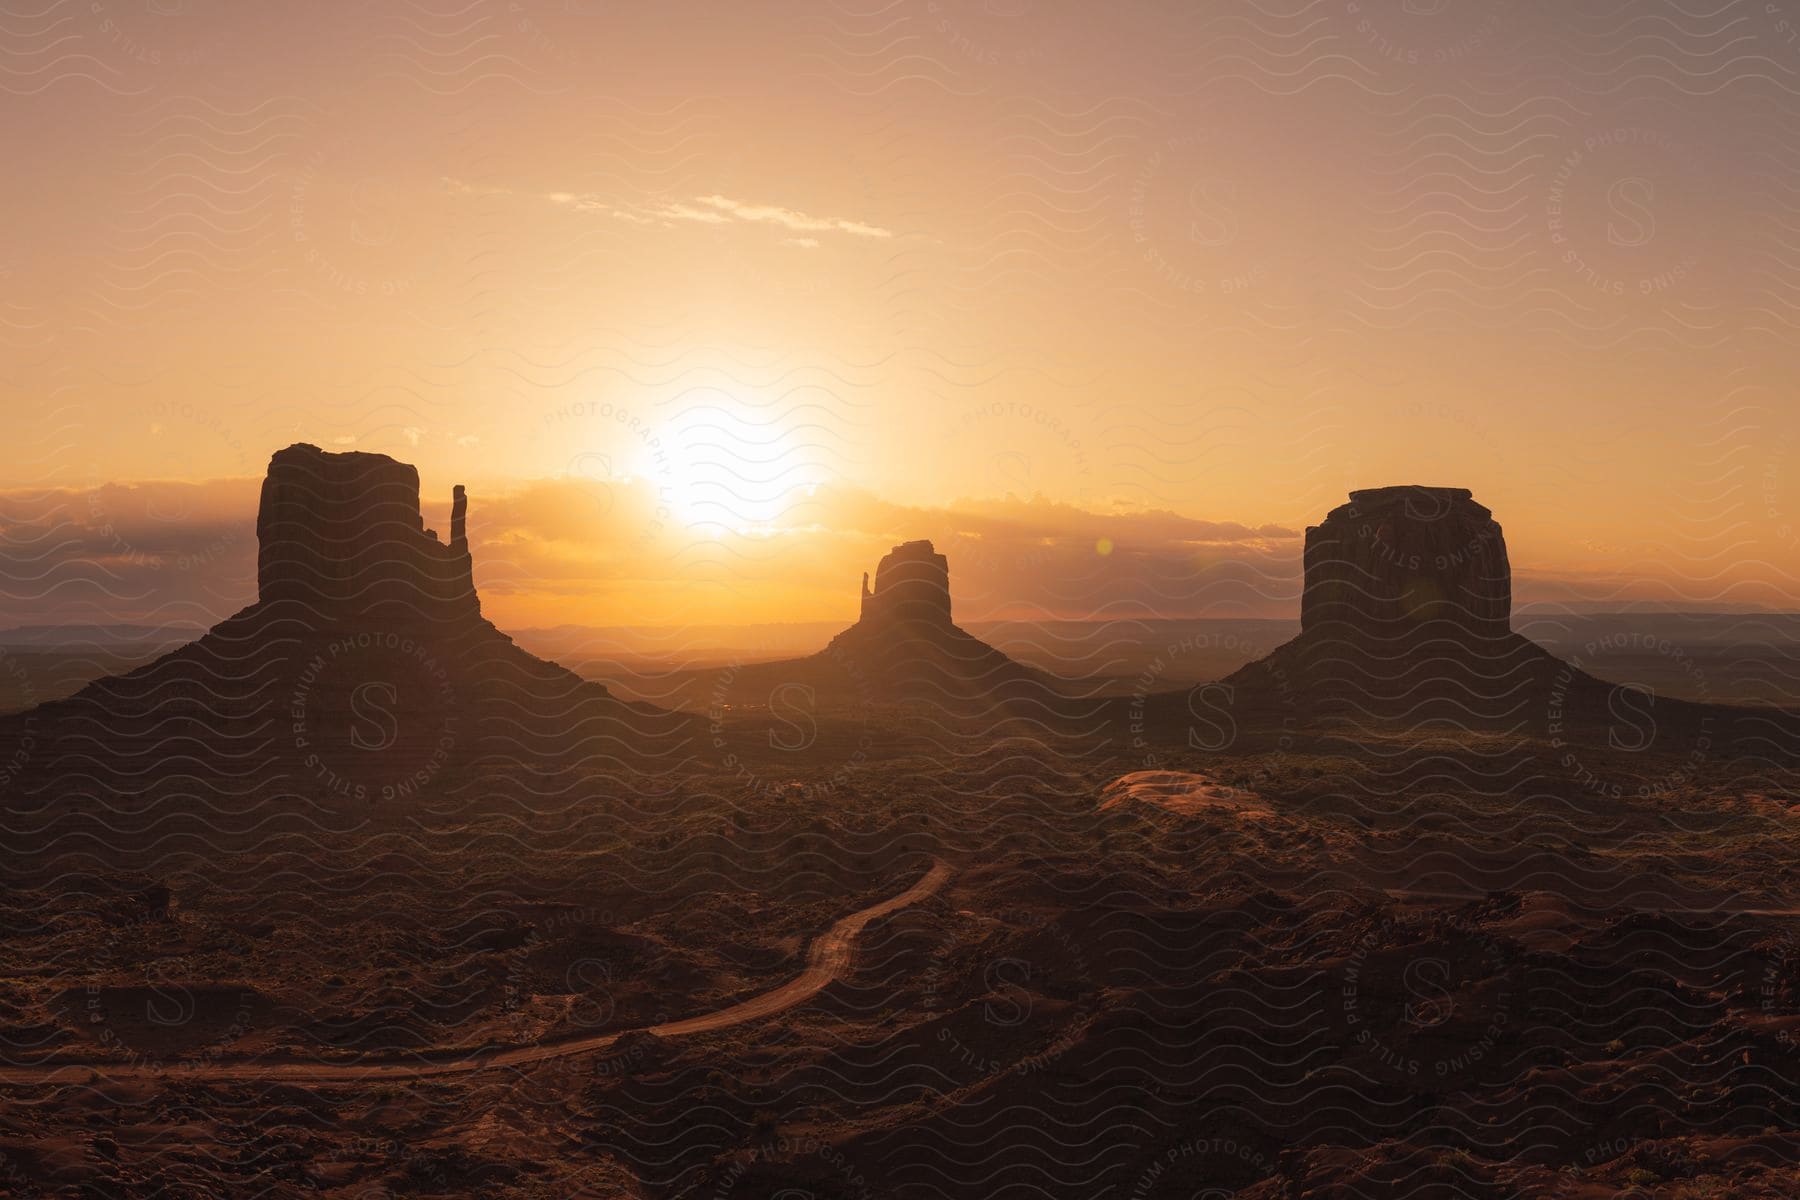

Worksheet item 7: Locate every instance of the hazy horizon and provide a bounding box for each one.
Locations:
[8,458,1800,630]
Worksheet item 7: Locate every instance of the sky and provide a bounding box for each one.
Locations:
[3,0,1800,631]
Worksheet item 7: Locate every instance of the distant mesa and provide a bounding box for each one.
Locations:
[1206,485,1594,728]
[1209,485,1730,742]
[0,443,685,833]
[858,539,953,629]
[255,443,480,628]
[1299,486,1510,643]
[230,443,668,734]
[820,538,1053,704]
[686,538,1060,716]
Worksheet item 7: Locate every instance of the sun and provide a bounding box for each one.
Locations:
[634,390,829,534]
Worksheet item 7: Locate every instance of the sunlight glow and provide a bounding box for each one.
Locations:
[636,391,829,535]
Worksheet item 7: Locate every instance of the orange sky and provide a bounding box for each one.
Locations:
[3,1,1799,630]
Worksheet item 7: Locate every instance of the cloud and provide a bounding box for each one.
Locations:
[453,478,1304,624]
[444,177,893,244]
[541,190,890,242]
[654,201,732,225]
[0,473,1627,633]
[0,472,1306,628]
[692,195,892,239]
[0,479,260,626]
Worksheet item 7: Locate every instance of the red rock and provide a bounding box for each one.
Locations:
[859,539,952,628]
[254,443,478,628]
[1220,486,1581,727]
[1301,485,1510,641]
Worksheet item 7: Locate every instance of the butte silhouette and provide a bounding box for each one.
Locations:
[1139,485,1768,761]
[677,538,1067,720]
[0,444,692,873]
[1223,485,1576,722]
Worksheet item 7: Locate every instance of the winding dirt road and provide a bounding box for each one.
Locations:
[0,859,952,1088]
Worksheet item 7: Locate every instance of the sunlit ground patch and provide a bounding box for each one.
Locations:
[1099,769,1277,820]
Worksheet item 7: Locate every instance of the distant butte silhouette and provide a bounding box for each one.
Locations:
[821,539,1051,703]
[1214,485,1728,742]
[857,539,952,628]
[255,443,481,629]
[0,444,687,829]
[1299,486,1510,643]
[690,539,1060,716]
